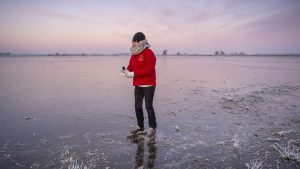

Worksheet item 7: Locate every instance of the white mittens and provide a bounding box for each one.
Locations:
[120,66,134,78]
[125,71,134,78]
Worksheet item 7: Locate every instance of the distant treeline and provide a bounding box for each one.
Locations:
[164,53,300,57]
[0,52,130,57]
[0,52,10,56]
[46,53,130,56]
[1,52,300,57]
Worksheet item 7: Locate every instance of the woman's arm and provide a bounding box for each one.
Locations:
[127,56,134,72]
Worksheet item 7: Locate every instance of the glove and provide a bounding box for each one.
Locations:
[125,71,134,78]
[120,66,134,78]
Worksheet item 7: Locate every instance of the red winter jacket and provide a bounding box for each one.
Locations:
[127,48,156,86]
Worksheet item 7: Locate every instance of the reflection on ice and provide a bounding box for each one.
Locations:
[127,133,157,169]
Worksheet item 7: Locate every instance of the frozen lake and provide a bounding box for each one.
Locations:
[0,55,300,168]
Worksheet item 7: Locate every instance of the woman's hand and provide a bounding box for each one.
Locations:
[125,71,134,78]
[120,66,134,78]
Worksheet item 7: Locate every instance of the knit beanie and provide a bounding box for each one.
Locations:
[132,32,145,42]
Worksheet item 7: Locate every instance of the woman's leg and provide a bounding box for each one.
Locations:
[144,86,157,129]
[135,86,145,129]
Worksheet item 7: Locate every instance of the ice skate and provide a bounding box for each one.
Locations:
[147,128,156,145]
[126,126,146,138]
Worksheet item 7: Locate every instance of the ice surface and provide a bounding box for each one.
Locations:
[0,55,300,168]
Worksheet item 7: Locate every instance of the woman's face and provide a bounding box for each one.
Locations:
[132,42,138,47]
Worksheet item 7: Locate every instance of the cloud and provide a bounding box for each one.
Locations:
[237,4,300,35]
[143,0,261,34]
[2,0,300,53]
[11,4,103,25]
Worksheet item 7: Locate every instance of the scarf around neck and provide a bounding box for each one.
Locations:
[130,39,151,55]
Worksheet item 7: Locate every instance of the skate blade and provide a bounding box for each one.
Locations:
[126,131,147,139]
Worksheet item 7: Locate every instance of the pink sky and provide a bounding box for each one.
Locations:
[0,0,300,54]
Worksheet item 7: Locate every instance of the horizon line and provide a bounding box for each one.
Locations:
[1,51,300,57]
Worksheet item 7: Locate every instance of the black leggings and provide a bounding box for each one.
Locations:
[134,86,157,129]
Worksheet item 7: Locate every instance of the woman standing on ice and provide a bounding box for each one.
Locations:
[121,32,157,139]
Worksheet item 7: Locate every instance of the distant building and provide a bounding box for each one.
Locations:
[215,50,225,55]
[162,49,168,56]
[233,51,246,56]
